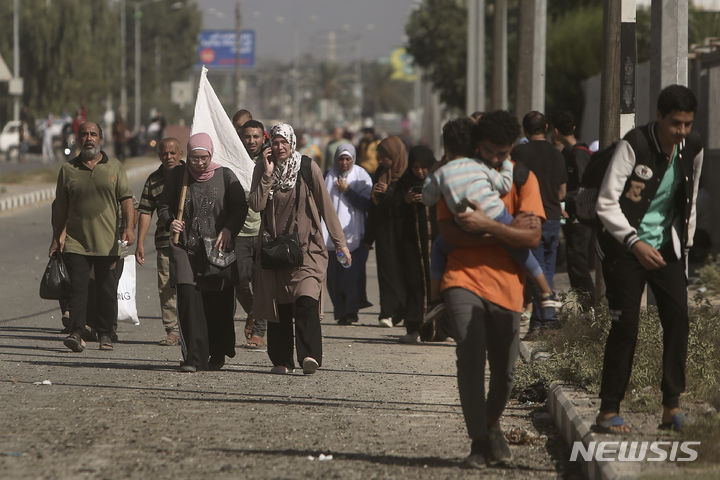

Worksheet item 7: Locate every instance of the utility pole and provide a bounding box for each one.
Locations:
[492,0,508,110]
[234,0,243,111]
[649,0,689,113]
[120,0,127,120]
[600,0,636,148]
[466,0,485,114]
[12,0,20,121]
[597,0,636,304]
[514,0,546,118]
[134,3,142,130]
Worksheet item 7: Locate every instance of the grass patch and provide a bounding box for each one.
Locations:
[513,293,720,409]
[698,255,720,294]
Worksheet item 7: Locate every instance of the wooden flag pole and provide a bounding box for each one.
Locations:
[172,168,189,244]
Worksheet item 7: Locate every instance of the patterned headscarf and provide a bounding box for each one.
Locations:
[333,143,356,178]
[269,122,302,194]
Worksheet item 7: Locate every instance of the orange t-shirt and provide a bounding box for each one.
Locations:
[437,170,546,312]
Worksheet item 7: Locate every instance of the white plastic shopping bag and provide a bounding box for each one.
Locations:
[191,66,255,192]
[117,255,140,325]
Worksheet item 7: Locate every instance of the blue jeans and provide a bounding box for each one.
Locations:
[530,219,561,329]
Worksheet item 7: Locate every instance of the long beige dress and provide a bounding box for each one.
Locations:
[249,159,347,322]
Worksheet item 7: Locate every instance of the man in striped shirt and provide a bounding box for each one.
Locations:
[136,138,184,346]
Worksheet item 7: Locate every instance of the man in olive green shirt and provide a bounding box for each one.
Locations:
[50,122,135,352]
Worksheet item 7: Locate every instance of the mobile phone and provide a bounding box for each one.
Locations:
[456,198,476,213]
[411,185,423,194]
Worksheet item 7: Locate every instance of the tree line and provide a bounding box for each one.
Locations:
[0,0,201,126]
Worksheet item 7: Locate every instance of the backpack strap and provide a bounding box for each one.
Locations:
[295,155,322,231]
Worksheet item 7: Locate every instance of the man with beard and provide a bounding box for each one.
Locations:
[49,122,135,352]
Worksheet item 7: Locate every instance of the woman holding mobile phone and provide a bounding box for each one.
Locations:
[396,145,438,344]
[249,123,349,375]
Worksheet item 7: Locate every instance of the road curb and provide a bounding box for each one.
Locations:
[520,341,635,480]
[0,164,156,213]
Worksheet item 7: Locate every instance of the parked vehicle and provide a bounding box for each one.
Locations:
[0,120,21,161]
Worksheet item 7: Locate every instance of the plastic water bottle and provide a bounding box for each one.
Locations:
[118,240,129,258]
[337,251,350,269]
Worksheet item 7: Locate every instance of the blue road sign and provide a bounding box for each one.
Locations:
[197,30,255,68]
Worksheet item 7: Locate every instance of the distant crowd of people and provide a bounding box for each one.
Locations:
[47,84,704,468]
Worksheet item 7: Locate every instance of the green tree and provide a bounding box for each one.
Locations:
[0,0,120,122]
[361,62,414,116]
[0,0,200,126]
[405,0,468,110]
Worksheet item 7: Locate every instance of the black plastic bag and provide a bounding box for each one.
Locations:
[39,252,71,300]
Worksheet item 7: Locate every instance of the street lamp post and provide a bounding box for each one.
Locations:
[134,3,142,130]
[120,0,128,119]
[13,0,20,121]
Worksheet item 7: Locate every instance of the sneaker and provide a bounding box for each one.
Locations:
[520,310,531,327]
[464,453,487,470]
[158,333,180,346]
[378,318,393,328]
[465,436,489,469]
[423,302,446,323]
[540,292,562,309]
[487,425,513,465]
[271,365,293,374]
[398,332,421,344]
[179,364,197,373]
[302,357,319,375]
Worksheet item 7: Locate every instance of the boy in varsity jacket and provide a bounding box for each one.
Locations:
[594,85,703,434]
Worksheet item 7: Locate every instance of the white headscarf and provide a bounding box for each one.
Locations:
[323,143,373,251]
[269,122,302,195]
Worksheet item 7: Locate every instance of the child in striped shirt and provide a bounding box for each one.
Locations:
[423,153,560,310]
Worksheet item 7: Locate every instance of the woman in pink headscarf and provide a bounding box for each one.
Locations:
[158,133,248,372]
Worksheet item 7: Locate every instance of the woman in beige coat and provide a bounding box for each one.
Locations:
[249,123,350,375]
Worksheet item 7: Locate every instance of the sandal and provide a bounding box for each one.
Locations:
[243,335,265,349]
[659,413,689,432]
[99,335,113,351]
[594,414,630,434]
[244,317,256,340]
[158,333,180,346]
[63,333,86,352]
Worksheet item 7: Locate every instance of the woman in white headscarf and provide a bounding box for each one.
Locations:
[249,122,349,375]
[323,144,374,325]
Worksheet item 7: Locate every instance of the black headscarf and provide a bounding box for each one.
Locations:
[401,145,436,189]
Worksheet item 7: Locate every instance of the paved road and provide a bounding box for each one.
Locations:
[0,178,579,479]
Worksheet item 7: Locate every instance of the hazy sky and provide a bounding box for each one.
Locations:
[197,0,420,63]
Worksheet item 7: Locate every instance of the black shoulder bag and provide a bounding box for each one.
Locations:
[260,157,312,269]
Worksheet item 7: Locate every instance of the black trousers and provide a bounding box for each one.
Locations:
[600,249,688,413]
[62,253,119,336]
[562,220,595,303]
[267,295,322,369]
[374,227,406,321]
[176,284,236,370]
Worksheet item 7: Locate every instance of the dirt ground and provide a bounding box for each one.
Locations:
[0,307,582,480]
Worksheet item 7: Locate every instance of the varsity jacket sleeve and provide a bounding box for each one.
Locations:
[686,148,704,249]
[596,140,639,250]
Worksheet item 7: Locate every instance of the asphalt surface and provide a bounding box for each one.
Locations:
[0,177,579,480]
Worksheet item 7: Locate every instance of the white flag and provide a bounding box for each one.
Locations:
[190,66,254,192]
